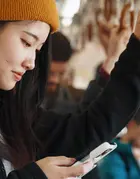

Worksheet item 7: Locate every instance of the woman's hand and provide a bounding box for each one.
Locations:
[102,26,131,74]
[36,156,93,179]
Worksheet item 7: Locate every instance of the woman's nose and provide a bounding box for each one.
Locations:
[22,52,36,70]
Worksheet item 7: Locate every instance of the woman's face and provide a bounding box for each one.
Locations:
[0,21,50,90]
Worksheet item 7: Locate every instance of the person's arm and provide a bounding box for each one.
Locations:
[99,153,127,179]
[7,163,47,179]
[35,32,140,161]
[7,156,90,179]
[78,68,109,112]
[79,25,130,112]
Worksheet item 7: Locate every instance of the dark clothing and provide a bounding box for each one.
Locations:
[42,69,108,179]
[0,34,140,179]
[68,85,85,103]
[0,161,46,179]
[42,86,77,114]
[99,139,140,179]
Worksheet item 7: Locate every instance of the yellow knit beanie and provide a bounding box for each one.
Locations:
[0,0,59,32]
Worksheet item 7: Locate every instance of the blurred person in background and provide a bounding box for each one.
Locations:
[42,31,86,112]
[47,32,73,94]
[42,31,77,113]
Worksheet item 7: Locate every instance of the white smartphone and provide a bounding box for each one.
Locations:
[72,142,117,178]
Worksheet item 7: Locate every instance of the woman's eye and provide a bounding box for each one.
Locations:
[21,39,31,47]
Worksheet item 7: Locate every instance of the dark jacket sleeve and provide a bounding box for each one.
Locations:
[78,68,109,112]
[7,163,47,179]
[35,34,140,160]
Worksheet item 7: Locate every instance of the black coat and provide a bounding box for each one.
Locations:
[41,72,107,179]
[1,34,140,179]
[35,34,140,159]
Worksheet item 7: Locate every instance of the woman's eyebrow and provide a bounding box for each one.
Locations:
[23,31,39,41]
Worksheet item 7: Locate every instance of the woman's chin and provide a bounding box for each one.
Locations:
[0,81,16,91]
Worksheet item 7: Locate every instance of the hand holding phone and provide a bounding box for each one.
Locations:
[68,142,117,179]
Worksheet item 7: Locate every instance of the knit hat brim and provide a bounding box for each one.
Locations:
[0,0,59,32]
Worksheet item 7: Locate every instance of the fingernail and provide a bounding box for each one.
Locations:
[71,158,76,162]
[83,161,94,174]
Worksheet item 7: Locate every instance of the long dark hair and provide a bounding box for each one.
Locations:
[0,21,51,168]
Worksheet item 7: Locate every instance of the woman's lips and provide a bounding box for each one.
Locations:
[12,71,24,82]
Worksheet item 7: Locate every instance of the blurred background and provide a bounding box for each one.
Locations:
[54,0,140,89]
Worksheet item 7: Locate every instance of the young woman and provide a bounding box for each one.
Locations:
[1,0,140,179]
[0,1,91,179]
